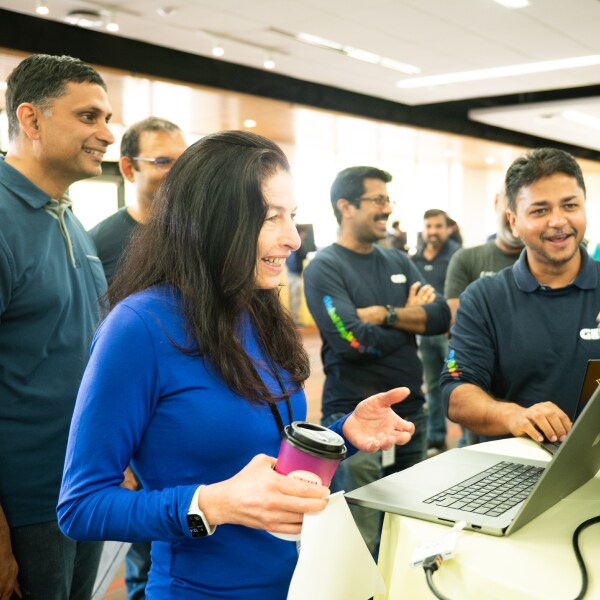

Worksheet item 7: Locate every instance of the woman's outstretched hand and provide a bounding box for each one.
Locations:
[342,387,415,452]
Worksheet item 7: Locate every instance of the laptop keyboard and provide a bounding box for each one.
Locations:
[424,461,545,517]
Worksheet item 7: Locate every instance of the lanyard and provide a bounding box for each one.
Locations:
[266,359,293,436]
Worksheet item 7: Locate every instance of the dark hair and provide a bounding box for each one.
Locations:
[109,130,310,405]
[505,148,586,211]
[120,116,182,160]
[423,208,448,223]
[330,166,392,224]
[6,54,106,140]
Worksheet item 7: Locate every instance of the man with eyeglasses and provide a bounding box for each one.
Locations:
[89,116,187,284]
[88,117,186,600]
[411,209,460,457]
[304,166,451,555]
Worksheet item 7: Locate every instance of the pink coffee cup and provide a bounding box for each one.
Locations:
[274,421,347,487]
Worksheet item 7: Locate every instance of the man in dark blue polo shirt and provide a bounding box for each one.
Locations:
[412,209,459,455]
[440,148,600,444]
[0,54,113,599]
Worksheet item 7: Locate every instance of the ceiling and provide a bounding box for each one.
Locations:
[1,0,600,153]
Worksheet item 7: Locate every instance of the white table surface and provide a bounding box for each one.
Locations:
[375,438,600,600]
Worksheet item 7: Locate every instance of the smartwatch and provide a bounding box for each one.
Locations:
[383,305,398,328]
[186,486,216,537]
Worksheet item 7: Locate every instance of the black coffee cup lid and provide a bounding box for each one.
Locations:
[282,421,347,460]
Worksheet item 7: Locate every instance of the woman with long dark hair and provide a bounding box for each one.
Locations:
[58,130,415,599]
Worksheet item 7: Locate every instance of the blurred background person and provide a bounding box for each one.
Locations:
[411,209,459,456]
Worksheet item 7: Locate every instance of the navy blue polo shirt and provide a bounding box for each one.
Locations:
[412,239,460,293]
[0,157,107,527]
[440,247,600,440]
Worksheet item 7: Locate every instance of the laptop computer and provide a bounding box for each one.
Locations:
[345,385,600,536]
[541,359,600,455]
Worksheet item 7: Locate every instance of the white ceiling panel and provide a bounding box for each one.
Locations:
[0,0,600,152]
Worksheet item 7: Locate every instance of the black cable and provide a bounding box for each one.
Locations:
[420,515,600,600]
[422,554,452,600]
[571,515,600,600]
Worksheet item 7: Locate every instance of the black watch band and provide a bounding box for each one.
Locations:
[383,305,398,328]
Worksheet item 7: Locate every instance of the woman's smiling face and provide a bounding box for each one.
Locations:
[255,170,301,289]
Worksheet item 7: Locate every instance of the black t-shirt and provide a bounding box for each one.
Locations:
[89,207,138,284]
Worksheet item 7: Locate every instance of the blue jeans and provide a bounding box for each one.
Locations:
[125,542,151,600]
[322,407,426,554]
[418,334,449,445]
[9,520,103,599]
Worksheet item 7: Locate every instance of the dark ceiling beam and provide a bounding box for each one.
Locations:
[1,8,599,161]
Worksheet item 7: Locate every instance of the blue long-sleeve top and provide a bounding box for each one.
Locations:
[58,285,353,599]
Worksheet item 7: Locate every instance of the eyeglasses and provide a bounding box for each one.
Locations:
[131,156,177,169]
[358,195,395,209]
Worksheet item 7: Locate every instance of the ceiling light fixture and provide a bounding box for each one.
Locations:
[492,0,529,8]
[106,13,119,32]
[562,110,600,130]
[292,30,419,75]
[243,119,257,128]
[485,156,496,165]
[157,7,177,17]
[263,56,276,70]
[397,54,600,88]
[35,1,49,15]
[212,42,225,57]
[64,9,104,28]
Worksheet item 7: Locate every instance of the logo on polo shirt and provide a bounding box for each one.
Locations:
[580,328,600,340]
[391,274,407,284]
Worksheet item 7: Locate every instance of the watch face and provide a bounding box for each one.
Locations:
[187,513,209,537]
[385,306,397,327]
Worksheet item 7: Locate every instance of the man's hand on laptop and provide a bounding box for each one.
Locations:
[508,402,572,443]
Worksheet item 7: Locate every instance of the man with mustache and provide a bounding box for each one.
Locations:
[304,166,450,554]
[0,54,113,599]
[411,209,460,456]
[440,148,600,445]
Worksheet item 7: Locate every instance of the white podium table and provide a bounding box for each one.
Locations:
[375,438,600,600]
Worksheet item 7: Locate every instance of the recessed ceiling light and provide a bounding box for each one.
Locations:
[212,43,225,57]
[243,119,257,128]
[157,7,177,17]
[263,56,276,69]
[397,55,600,88]
[105,12,119,32]
[64,9,104,28]
[35,1,49,15]
[485,156,496,165]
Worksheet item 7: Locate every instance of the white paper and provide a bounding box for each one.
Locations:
[287,491,385,600]
[91,541,131,600]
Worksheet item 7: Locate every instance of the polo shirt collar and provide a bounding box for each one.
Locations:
[513,245,597,292]
[0,156,52,209]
